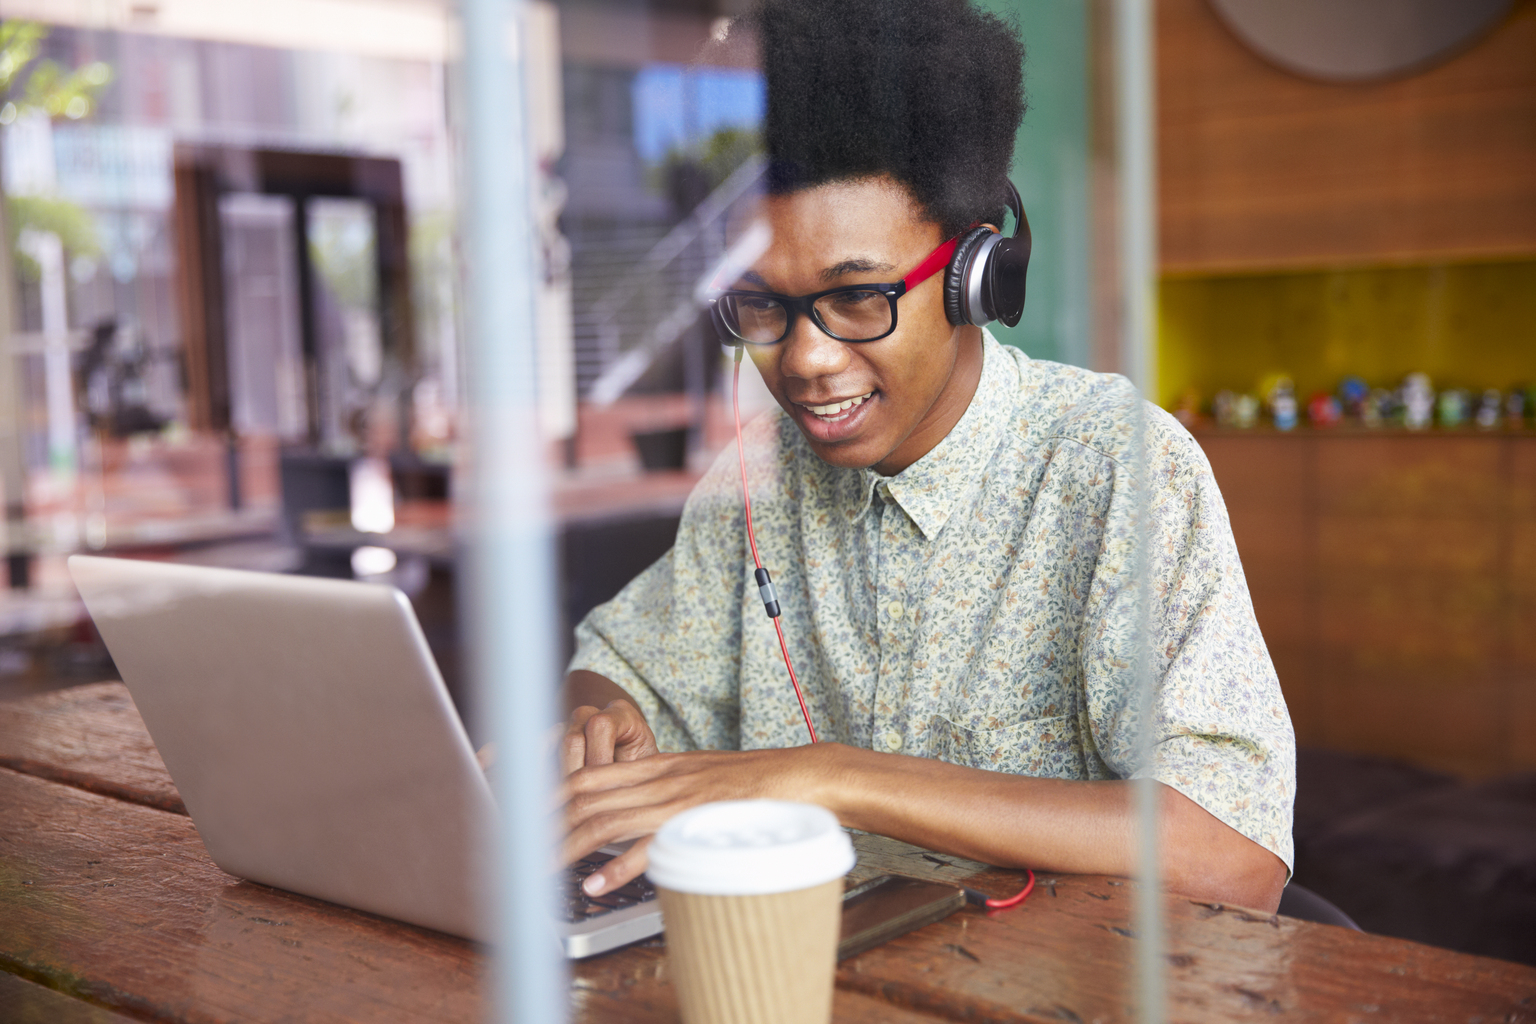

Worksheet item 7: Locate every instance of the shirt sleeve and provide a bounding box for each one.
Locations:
[1080,404,1297,872]
[567,445,750,754]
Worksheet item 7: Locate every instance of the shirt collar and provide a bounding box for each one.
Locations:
[851,331,1021,540]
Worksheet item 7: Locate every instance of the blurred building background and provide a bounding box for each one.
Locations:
[0,0,1530,966]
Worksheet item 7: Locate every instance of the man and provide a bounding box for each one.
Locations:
[561,0,1293,911]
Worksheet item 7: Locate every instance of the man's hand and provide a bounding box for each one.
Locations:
[561,745,836,896]
[561,699,659,776]
[560,670,660,775]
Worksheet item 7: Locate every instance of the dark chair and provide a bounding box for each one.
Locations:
[1279,883,1361,930]
[277,450,352,544]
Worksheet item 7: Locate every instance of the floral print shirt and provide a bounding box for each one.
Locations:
[571,334,1295,869]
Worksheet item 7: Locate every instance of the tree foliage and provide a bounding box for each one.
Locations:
[0,21,114,276]
[9,196,101,281]
[0,21,112,122]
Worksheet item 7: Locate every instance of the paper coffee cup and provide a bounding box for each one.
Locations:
[647,800,856,1024]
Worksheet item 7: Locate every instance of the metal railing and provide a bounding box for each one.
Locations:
[576,155,765,406]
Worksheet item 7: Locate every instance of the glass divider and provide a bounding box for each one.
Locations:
[459,0,568,1019]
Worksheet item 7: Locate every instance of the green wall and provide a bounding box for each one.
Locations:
[978,0,1092,367]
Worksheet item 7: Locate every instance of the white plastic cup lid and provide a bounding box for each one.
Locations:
[646,800,856,896]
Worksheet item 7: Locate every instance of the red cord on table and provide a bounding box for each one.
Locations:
[733,349,818,745]
[983,869,1035,909]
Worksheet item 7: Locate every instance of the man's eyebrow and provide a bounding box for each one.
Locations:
[733,259,897,290]
[819,257,897,283]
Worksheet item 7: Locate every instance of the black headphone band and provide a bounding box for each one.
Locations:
[1003,179,1025,239]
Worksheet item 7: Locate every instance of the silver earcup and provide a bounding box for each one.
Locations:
[962,232,1003,326]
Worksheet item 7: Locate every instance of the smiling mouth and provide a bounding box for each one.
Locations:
[800,391,874,420]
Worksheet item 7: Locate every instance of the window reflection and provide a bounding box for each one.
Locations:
[0,0,1530,994]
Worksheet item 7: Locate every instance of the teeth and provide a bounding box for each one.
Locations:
[808,392,872,417]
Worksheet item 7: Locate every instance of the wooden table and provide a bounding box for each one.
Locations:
[2,683,1533,1023]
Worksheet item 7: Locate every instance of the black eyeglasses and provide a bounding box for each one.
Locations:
[710,233,960,346]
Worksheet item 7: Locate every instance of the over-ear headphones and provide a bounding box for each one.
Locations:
[943,181,1031,329]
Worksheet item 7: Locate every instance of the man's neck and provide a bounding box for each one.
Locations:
[872,326,986,476]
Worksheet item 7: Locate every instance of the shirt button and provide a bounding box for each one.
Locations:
[884,731,902,752]
[886,600,904,619]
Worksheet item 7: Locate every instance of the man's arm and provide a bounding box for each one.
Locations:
[564,669,638,719]
[816,744,1287,909]
[558,720,1287,912]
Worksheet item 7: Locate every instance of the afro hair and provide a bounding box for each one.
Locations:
[755,0,1026,238]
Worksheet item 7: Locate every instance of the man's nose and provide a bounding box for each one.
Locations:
[778,312,850,381]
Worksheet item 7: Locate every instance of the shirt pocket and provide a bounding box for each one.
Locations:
[927,712,1087,779]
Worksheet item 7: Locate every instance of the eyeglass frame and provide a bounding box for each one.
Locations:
[709,231,962,347]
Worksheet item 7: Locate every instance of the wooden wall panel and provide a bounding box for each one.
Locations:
[1313,438,1507,776]
[1198,431,1535,778]
[1159,0,1536,273]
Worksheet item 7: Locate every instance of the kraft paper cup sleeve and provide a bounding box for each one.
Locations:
[647,801,854,1024]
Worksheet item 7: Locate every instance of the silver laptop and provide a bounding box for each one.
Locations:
[68,555,661,957]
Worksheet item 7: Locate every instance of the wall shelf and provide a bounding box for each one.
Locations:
[1158,259,1536,410]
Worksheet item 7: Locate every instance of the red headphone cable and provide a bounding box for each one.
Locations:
[731,350,1035,910]
[733,347,818,744]
[966,869,1036,910]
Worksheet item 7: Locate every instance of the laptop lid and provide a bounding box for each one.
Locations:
[68,555,496,941]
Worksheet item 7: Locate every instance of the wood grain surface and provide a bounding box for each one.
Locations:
[1159,0,1536,271]
[0,764,949,1024]
[0,971,143,1024]
[0,766,488,1023]
[571,857,1536,1024]
[3,684,1535,1023]
[0,681,184,814]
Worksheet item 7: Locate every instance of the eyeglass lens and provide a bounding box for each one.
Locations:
[721,289,893,344]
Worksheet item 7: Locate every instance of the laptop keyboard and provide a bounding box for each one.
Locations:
[565,853,657,922]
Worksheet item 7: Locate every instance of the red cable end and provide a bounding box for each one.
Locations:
[984,869,1035,910]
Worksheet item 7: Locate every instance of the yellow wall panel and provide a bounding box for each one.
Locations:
[1158,260,1536,409]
